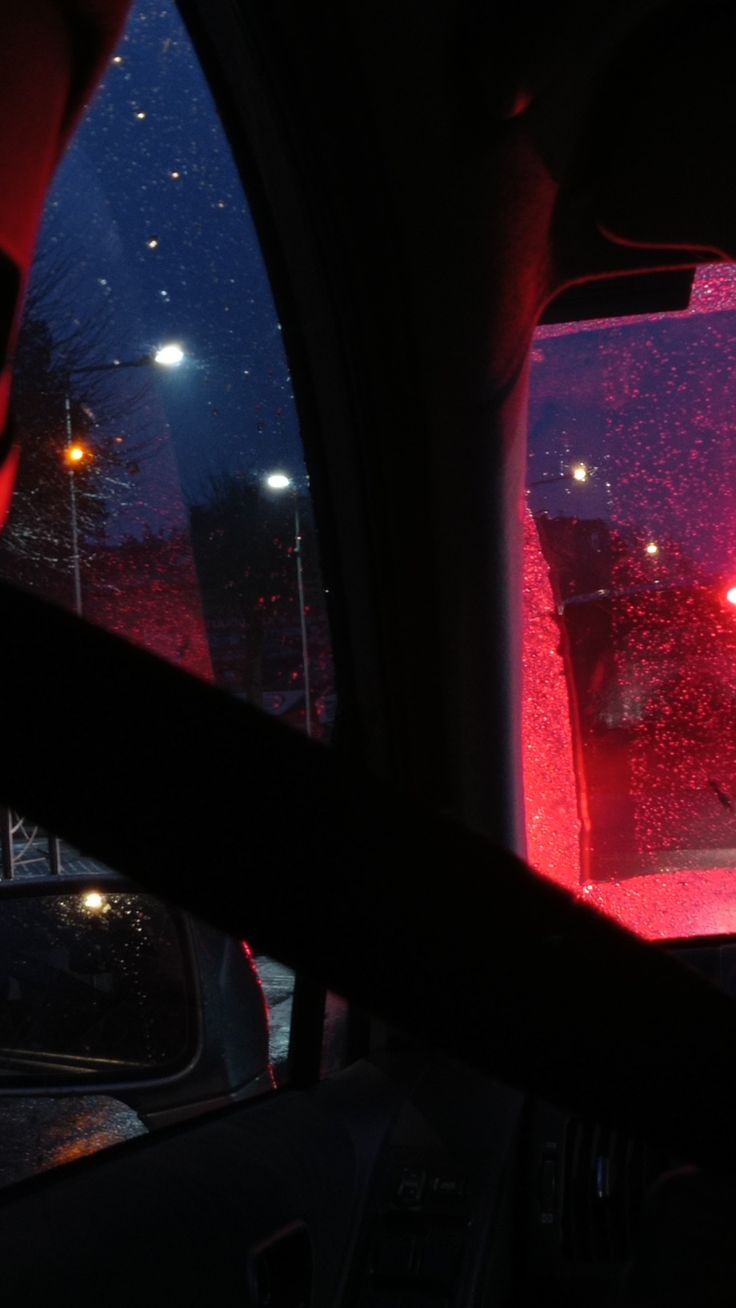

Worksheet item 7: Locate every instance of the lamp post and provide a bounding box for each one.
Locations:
[62,343,184,615]
[529,462,589,489]
[265,472,312,737]
[61,410,87,617]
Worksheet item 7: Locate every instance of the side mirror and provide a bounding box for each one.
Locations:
[0,881,195,1085]
[0,877,272,1124]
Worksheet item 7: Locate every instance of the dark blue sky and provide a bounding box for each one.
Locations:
[529,303,736,579]
[33,0,304,512]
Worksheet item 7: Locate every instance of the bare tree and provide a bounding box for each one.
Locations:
[1,240,172,608]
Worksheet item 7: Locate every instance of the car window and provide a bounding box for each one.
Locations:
[524,263,736,939]
[7,0,334,739]
[0,0,347,1183]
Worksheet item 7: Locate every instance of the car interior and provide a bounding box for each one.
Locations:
[0,1,735,1305]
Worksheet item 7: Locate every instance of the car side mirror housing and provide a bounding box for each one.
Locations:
[0,876,272,1127]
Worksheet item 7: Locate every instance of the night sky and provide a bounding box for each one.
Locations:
[529,263,736,577]
[35,0,304,515]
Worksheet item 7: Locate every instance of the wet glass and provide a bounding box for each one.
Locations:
[6,0,334,740]
[0,0,301,1184]
[524,264,736,938]
[0,890,193,1082]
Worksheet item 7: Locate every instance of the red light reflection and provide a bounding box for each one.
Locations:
[241,941,277,1090]
[526,262,736,939]
[521,511,581,892]
[583,868,736,941]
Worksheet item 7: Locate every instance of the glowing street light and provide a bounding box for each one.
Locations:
[62,436,94,615]
[264,471,312,737]
[529,461,590,489]
[726,586,736,607]
[62,393,90,616]
[153,342,184,367]
[66,343,186,382]
[266,472,291,491]
[62,343,186,614]
[645,541,659,557]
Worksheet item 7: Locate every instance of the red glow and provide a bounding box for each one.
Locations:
[240,941,277,1090]
[580,868,736,940]
[0,443,20,531]
[85,532,214,681]
[526,266,736,938]
[522,511,581,891]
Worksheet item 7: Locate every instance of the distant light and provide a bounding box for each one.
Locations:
[112,55,124,65]
[83,892,104,911]
[65,444,86,465]
[645,542,659,556]
[146,238,159,249]
[135,111,146,120]
[169,170,181,180]
[154,343,184,367]
[266,473,291,491]
[727,587,736,607]
[571,464,588,483]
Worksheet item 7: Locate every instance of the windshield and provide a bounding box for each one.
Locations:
[525,263,736,939]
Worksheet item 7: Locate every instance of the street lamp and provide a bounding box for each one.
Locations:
[264,472,312,737]
[64,444,88,467]
[266,473,291,492]
[529,461,590,489]
[63,343,185,614]
[153,343,184,367]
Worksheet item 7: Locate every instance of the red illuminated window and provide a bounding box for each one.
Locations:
[525,264,736,939]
